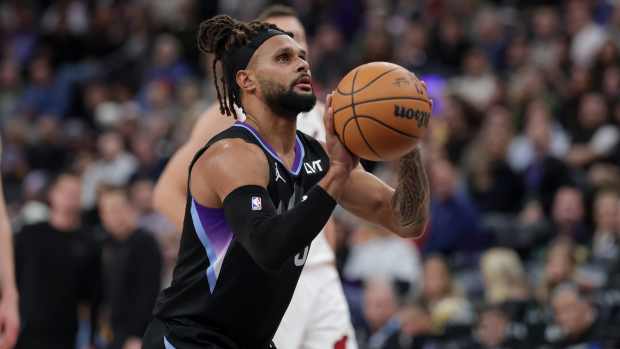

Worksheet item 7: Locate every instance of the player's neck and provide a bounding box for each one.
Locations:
[243,101,297,155]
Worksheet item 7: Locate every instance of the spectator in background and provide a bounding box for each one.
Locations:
[430,296,474,346]
[393,23,431,74]
[0,120,29,194]
[548,283,619,348]
[97,186,162,349]
[81,131,137,209]
[429,15,472,76]
[128,175,175,238]
[480,248,547,344]
[343,223,422,295]
[449,48,498,111]
[470,305,513,349]
[0,59,23,120]
[130,133,164,180]
[424,157,484,255]
[508,99,570,172]
[142,79,178,116]
[18,170,50,226]
[590,190,620,264]
[465,105,524,214]
[480,248,529,305]
[142,34,191,88]
[589,190,620,289]
[421,255,459,310]
[604,195,620,289]
[592,40,620,93]
[550,186,589,243]
[421,255,474,338]
[173,78,209,144]
[383,301,437,349]
[529,6,562,70]
[25,118,68,174]
[436,95,479,164]
[311,22,349,92]
[360,278,401,349]
[17,56,61,118]
[566,0,608,68]
[538,238,579,302]
[567,92,619,169]
[509,100,572,214]
[14,172,101,349]
[472,7,506,71]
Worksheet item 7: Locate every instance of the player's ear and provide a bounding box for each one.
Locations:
[236,70,257,93]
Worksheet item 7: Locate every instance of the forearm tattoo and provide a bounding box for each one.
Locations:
[391,148,430,232]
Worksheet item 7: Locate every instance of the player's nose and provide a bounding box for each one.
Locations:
[295,57,310,73]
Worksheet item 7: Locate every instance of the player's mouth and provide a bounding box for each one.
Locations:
[293,75,312,92]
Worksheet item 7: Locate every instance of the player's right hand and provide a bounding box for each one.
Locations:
[323,93,359,176]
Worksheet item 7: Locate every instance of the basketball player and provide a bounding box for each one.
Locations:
[0,138,19,349]
[143,14,429,349]
[153,6,358,349]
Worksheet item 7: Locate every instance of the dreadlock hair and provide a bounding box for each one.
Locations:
[197,15,282,119]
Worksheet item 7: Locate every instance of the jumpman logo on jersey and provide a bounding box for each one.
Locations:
[274,163,286,183]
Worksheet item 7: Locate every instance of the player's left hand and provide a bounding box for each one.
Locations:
[0,292,20,349]
[420,80,433,112]
[324,92,359,174]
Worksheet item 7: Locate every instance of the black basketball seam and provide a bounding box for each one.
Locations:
[352,115,422,139]
[333,96,431,114]
[351,70,381,159]
[335,67,400,96]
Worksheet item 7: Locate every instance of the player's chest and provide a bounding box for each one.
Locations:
[267,156,327,212]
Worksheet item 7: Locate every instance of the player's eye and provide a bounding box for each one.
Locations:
[277,54,290,63]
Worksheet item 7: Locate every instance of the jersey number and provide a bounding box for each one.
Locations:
[294,246,309,267]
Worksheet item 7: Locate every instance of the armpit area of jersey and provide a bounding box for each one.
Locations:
[222,184,336,272]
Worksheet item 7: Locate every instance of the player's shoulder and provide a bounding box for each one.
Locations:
[202,137,266,168]
[192,133,270,197]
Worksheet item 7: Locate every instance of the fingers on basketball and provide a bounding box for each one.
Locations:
[324,93,335,137]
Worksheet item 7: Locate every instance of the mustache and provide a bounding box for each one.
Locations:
[290,74,312,88]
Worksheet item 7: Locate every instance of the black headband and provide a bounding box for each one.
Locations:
[225,28,291,77]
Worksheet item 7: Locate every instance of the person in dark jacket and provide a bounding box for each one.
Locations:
[547,283,620,348]
[15,172,101,349]
[97,185,162,349]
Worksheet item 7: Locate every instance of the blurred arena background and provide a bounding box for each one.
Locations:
[2,0,620,348]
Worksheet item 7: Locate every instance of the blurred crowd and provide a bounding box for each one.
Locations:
[3,0,620,348]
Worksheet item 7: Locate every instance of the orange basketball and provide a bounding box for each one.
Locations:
[331,62,431,161]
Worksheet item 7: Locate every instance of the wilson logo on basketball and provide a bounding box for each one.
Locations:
[393,105,429,128]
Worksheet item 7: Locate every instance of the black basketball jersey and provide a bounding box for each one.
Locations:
[153,122,330,349]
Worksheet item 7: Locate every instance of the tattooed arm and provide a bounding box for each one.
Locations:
[338,148,430,238]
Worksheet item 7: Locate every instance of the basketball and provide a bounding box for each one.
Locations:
[331,62,431,161]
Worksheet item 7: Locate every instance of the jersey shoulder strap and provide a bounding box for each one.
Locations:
[186,125,257,190]
[295,130,329,162]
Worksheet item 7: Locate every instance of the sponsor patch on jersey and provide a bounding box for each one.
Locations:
[251,196,262,211]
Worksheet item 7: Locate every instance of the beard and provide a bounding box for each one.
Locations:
[259,77,316,119]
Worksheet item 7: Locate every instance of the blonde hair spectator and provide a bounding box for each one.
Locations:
[481,248,529,304]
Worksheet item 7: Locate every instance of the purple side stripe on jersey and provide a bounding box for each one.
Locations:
[190,198,233,293]
[233,122,305,176]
